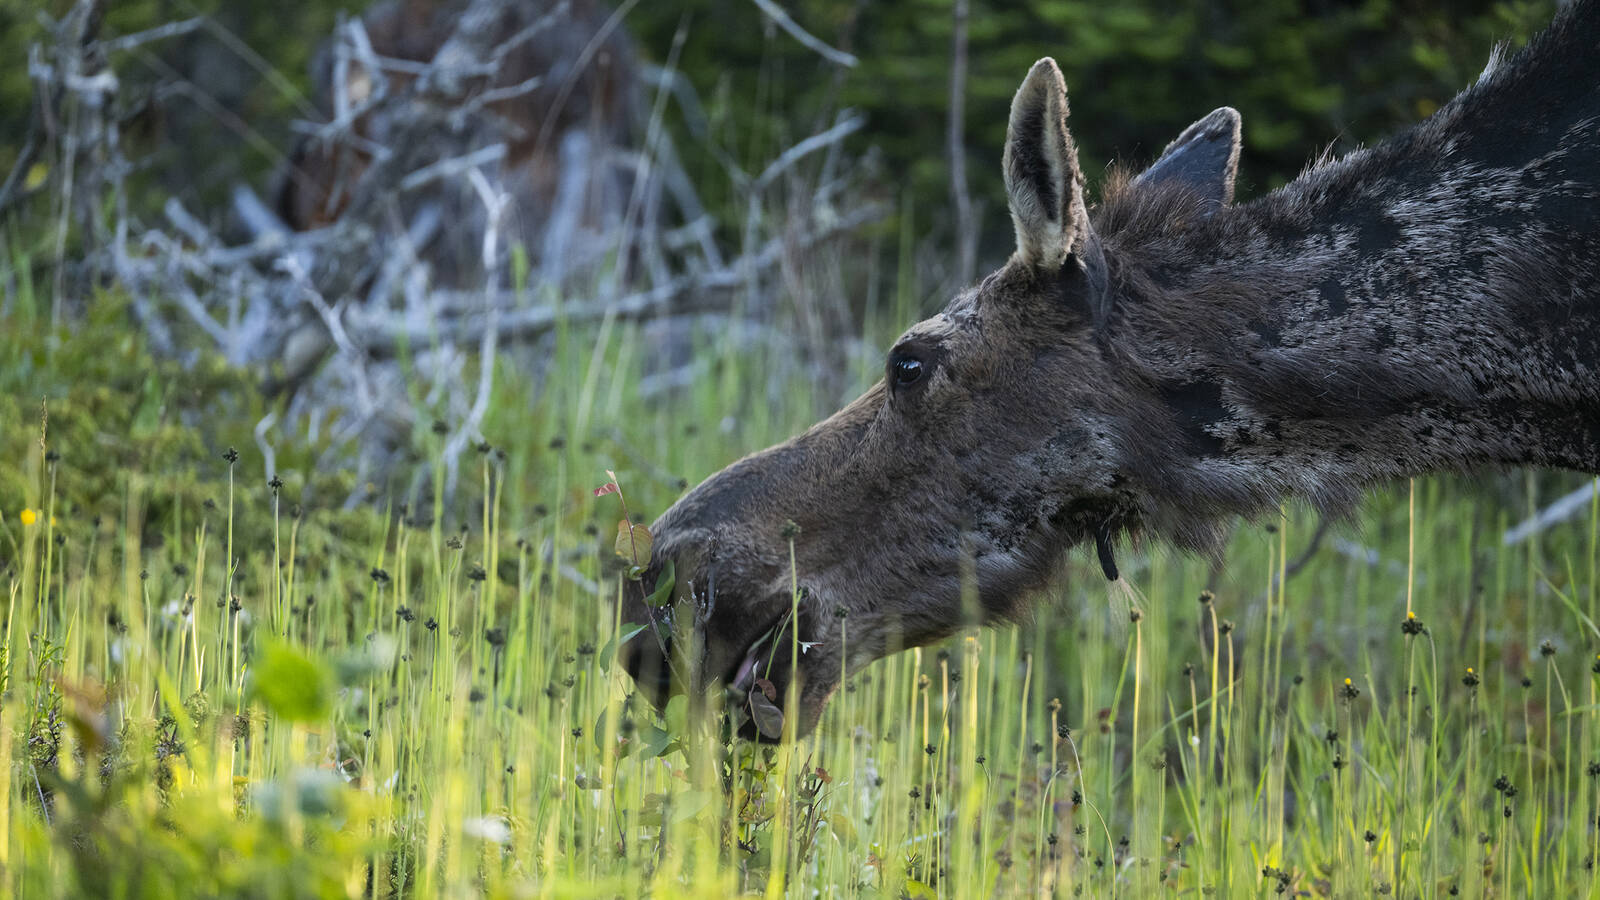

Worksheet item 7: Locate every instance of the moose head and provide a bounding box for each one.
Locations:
[622,4,1600,738]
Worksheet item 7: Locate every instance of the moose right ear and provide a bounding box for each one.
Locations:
[1132,107,1242,213]
[1004,58,1089,273]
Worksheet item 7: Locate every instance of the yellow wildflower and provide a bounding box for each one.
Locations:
[18,508,36,526]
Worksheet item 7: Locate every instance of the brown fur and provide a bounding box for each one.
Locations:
[623,0,1600,738]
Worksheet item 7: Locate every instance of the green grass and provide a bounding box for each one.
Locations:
[4,291,1600,898]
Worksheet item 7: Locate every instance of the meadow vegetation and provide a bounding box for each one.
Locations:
[4,278,1599,897]
[4,1,1595,896]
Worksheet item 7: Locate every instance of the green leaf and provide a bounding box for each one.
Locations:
[666,790,716,824]
[597,622,649,671]
[614,520,653,563]
[664,695,688,735]
[250,641,332,722]
[639,724,673,758]
[645,559,675,607]
[635,790,710,827]
[748,692,785,740]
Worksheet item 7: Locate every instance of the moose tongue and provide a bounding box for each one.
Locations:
[732,652,758,694]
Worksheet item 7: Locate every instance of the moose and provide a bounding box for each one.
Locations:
[623,1,1600,738]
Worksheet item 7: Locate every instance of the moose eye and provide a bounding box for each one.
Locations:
[889,354,925,389]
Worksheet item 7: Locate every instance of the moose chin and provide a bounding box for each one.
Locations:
[624,0,1600,740]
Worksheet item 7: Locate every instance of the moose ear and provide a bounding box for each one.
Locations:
[1132,107,1242,213]
[1004,58,1088,272]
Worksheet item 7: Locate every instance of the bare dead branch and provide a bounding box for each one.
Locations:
[398,143,507,192]
[752,113,864,191]
[947,0,975,286]
[1503,480,1599,545]
[97,17,203,54]
[749,0,859,68]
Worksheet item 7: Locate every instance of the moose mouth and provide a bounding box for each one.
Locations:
[624,573,804,737]
[723,607,804,740]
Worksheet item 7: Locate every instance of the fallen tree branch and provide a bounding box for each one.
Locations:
[749,0,858,68]
[342,201,887,352]
[1503,480,1599,545]
[752,113,864,191]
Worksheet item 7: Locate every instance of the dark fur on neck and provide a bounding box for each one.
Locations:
[1089,0,1600,552]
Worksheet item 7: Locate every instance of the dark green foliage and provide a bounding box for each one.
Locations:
[4,1,1559,267]
[633,0,1556,260]
[0,0,346,214]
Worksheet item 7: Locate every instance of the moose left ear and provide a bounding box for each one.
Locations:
[1132,107,1242,213]
[1004,58,1089,272]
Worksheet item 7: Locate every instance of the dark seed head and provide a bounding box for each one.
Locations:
[1400,611,1424,636]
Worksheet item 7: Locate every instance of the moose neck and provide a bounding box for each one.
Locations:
[1101,103,1600,543]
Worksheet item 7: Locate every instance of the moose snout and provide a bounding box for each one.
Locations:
[618,560,676,707]
[620,628,673,706]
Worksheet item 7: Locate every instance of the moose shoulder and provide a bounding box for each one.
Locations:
[623,2,1600,738]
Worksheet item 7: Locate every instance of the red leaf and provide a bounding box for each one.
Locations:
[753,677,777,702]
[593,482,619,497]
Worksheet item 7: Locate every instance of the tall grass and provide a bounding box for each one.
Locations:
[4,284,1599,897]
